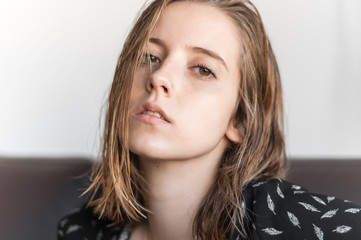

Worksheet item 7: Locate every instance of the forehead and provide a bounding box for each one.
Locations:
[150,2,242,65]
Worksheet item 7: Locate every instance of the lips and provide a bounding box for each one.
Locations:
[135,102,171,123]
[141,110,166,120]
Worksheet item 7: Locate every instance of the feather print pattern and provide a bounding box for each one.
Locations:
[277,184,285,199]
[321,209,338,219]
[57,179,361,240]
[298,202,321,212]
[249,180,361,240]
[262,227,283,235]
[333,225,352,233]
[252,181,267,187]
[287,211,301,228]
[312,195,326,205]
[267,193,276,215]
[294,190,306,194]
[313,224,324,240]
[345,208,361,213]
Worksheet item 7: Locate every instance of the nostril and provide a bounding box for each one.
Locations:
[162,85,168,93]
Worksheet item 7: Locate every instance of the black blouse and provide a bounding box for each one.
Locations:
[57,179,361,239]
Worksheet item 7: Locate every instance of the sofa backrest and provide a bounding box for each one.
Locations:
[0,157,93,240]
[1,157,360,240]
[287,158,361,205]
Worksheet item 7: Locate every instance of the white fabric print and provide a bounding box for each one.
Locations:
[57,179,361,240]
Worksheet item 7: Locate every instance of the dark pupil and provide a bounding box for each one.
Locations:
[200,67,210,76]
[150,55,156,62]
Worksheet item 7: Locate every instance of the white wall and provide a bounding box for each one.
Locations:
[253,0,361,157]
[0,0,360,158]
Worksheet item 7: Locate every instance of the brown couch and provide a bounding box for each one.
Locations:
[1,156,360,240]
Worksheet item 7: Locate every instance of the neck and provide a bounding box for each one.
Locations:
[133,141,227,240]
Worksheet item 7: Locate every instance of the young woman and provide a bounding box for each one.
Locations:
[58,0,361,239]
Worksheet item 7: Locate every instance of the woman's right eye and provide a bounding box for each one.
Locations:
[141,53,161,64]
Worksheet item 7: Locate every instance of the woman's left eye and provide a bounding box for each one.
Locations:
[193,65,216,78]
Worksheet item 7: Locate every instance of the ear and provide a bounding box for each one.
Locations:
[225,120,242,143]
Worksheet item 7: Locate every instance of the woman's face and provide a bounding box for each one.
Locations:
[129,2,242,162]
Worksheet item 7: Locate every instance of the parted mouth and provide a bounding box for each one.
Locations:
[135,102,171,123]
[141,110,166,120]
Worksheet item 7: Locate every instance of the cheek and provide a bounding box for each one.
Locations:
[179,92,235,140]
[129,76,147,110]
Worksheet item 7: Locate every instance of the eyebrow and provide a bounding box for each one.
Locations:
[189,46,228,71]
[149,38,229,71]
[149,38,166,48]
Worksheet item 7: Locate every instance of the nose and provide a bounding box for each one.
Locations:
[146,62,174,97]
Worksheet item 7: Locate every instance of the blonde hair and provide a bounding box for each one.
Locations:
[85,0,286,239]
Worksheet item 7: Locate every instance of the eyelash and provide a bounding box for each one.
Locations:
[141,52,161,64]
[141,52,216,79]
[193,64,216,79]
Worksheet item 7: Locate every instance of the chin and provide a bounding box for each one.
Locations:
[129,142,171,161]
